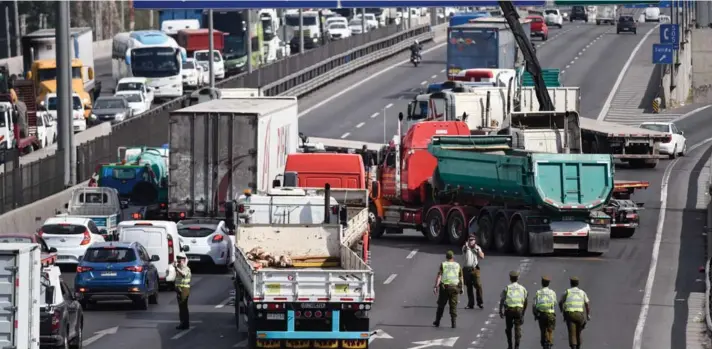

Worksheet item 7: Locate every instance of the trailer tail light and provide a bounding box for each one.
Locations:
[212,235,224,243]
[76,266,93,273]
[80,231,91,245]
[51,309,61,331]
[331,206,339,215]
[167,235,175,264]
[626,213,638,220]
[238,204,245,213]
[341,303,372,310]
[314,311,323,318]
[304,311,313,318]
[124,265,144,272]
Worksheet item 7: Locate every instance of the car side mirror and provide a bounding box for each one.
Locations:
[150,255,160,262]
[49,247,57,253]
[44,286,55,304]
[679,130,684,135]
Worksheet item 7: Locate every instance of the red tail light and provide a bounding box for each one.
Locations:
[160,203,167,208]
[663,135,672,143]
[51,309,61,331]
[212,235,224,243]
[179,212,186,218]
[76,266,93,273]
[314,311,323,318]
[124,266,144,272]
[238,204,245,213]
[131,213,143,219]
[304,311,312,318]
[37,229,43,237]
[80,231,91,245]
[331,206,338,215]
[167,235,175,264]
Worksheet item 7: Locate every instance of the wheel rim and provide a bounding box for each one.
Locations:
[368,212,376,226]
[450,216,464,241]
[479,218,491,247]
[429,214,442,238]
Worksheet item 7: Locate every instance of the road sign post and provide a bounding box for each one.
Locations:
[660,23,679,49]
[652,44,674,65]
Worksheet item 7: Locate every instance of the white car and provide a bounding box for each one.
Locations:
[176,219,233,270]
[36,111,56,149]
[115,77,154,106]
[644,7,660,22]
[41,93,86,132]
[327,22,352,40]
[638,122,687,159]
[115,90,151,116]
[354,13,379,30]
[181,59,203,89]
[544,9,564,28]
[349,19,367,35]
[325,16,348,28]
[40,216,106,265]
[194,50,225,79]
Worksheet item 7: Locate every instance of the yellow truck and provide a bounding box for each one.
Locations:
[20,28,100,118]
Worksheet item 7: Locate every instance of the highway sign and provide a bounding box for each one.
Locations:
[659,24,679,49]
[652,44,673,65]
[133,0,546,9]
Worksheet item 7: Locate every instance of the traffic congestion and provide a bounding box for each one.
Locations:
[0,1,707,349]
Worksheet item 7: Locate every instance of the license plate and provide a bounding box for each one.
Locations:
[189,256,201,261]
[58,256,71,260]
[267,313,285,320]
[561,216,575,221]
[300,303,327,309]
[101,272,117,277]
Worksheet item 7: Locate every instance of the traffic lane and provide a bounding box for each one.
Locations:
[640,143,711,349]
[537,24,613,71]
[676,109,712,147]
[368,231,527,349]
[566,23,660,118]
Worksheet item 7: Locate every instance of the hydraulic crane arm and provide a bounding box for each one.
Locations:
[498,1,554,111]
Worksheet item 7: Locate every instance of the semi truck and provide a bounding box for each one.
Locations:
[158,9,204,29]
[0,244,43,349]
[232,219,374,348]
[177,29,226,56]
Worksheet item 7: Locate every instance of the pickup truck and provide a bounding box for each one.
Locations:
[62,187,125,240]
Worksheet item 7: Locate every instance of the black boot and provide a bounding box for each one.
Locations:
[432,320,440,327]
[451,318,456,328]
[433,308,444,327]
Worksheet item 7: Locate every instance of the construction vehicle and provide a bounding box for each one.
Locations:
[232,186,374,349]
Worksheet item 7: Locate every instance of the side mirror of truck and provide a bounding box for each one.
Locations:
[398,112,403,122]
[26,71,32,80]
[44,286,55,305]
[150,255,160,262]
[407,103,413,118]
[49,247,57,253]
[88,67,95,80]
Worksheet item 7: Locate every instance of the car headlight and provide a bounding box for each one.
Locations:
[82,97,90,104]
[90,114,97,120]
[312,37,318,42]
[115,113,126,120]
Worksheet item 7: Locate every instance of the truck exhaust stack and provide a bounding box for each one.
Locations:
[324,183,331,224]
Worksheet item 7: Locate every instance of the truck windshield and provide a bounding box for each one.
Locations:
[224,36,247,57]
[83,247,137,263]
[130,47,180,78]
[38,67,81,82]
[447,29,499,75]
[286,15,318,26]
[112,168,136,180]
[0,110,6,128]
[195,51,221,62]
[47,96,83,110]
[262,19,275,41]
[117,82,144,92]
[119,93,142,103]
[177,227,215,238]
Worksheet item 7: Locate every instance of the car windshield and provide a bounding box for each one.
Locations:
[47,96,82,111]
[183,61,195,69]
[0,236,32,243]
[544,10,558,15]
[195,51,221,62]
[329,23,347,30]
[639,124,670,133]
[178,227,216,238]
[620,16,634,22]
[572,6,585,13]
[83,247,137,263]
[41,224,85,235]
[94,98,126,109]
[117,82,144,92]
[350,19,363,26]
[119,93,142,103]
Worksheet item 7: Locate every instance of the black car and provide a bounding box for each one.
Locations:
[617,15,637,34]
[40,279,84,349]
[569,6,588,22]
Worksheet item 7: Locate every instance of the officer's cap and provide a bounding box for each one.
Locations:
[541,275,551,282]
[509,270,520,278]
[445,250,454,259]
[570,276,579,282]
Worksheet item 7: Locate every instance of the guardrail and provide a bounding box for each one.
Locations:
[0,21,437,216]
[706,181,712,334]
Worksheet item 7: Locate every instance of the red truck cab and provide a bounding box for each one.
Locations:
[177,29,226,56]
[283,153,366,189]
[526,15,549,40]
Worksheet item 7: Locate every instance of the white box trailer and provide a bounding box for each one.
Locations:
[0,244,41,349]
[168,97,299,217]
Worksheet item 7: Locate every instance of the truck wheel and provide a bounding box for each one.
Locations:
[234,286,243,330]
[494,216,513,253]
[644,159,658,168]
[446,210,468,245]
[425,208,447,243]
[511,218,529,256]
[596,20,601,25]
[247,304,257,348]
[476,215,494,250]
[369,204,385,238]
[612,227,636,238]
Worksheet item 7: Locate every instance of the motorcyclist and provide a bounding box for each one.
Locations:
[410,39,422,61]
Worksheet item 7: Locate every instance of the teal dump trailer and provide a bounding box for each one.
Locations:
[519,67,561,87]
[424,135,613,255]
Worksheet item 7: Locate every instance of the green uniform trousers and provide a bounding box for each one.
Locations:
[463,266,483,307]
[435,284,459,322]
[505,307,524,348]
[176,287,191,327]
[536,312,556,347]
[565,311,586,347]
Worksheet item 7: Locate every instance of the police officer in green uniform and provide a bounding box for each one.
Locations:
[174,252,192,330]
[533,276,557,349]
[432,250,463,328]
[499,271,527,349]
[559,277,591,349]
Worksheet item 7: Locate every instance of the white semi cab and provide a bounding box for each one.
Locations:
[0,244,42,349]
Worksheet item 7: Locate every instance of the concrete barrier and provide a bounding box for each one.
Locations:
[0,39,113,75]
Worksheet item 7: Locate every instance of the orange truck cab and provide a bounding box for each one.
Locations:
[283,153,366,189]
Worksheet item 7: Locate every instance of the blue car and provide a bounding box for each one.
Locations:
[74,241,160,310]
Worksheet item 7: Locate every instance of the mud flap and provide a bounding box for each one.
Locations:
[528,231,554,254]
[587,228,610,253]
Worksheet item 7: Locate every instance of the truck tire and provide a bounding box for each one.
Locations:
[425,208,447,243]
[612,227,636,238]
[369,204,385,238]
[494,215,513,253]
[234,285,243,330]
[446,210,468,245]
[644,159,658,168]
[596,20,601,25]
[247,304,257,348]
[476,215,494,251]
[511,218,529,255]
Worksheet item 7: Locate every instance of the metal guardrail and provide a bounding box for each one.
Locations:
[706,182,712,334]
[0,22,437,214]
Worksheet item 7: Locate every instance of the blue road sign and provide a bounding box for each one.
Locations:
[133,0,546,9]
[653,44,673,64]
[659,23,679,49]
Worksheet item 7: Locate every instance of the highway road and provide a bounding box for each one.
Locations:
[42,19,710,349]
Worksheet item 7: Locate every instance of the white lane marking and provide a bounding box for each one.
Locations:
[171,326,195,340]
[574,56,579,60]
[440,69,446,73]
[570,60,575,64]
[233,340,248,348]
[597,24,660,121]
[370,112,379,118]
[341,132,350,139]
[672,105,712,123]
[297,41,448,117]
[384,273,398,284]
[565,65,570,69]
[420,80,427,85]
[406,249,418,259]
[385,103,393,109]
[431,75,437,79]
[561,70,566,74]
[632,137,712,349]
[356,122,365,128]
[215,296,232,309]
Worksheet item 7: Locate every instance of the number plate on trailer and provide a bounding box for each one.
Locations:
[300,303,326,309]
[266,313,285,320]
[101,272,117,277]
[561,216,575,221]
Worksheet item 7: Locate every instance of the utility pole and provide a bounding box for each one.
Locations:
[208,9,215,88]
[247,10,253,73]
[57,1,75,186]
[13,0,19,56]
[299,9,304,54]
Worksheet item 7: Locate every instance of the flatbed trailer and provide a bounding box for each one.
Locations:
[579,118,670,168]
[606,180,649,238]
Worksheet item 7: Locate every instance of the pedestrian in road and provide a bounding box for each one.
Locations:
[174,252,192,330]
[499,271,528,349]
[432,250,463,328]
[533,276,557,349]
[461,234,484,309]
[559,276,591,349]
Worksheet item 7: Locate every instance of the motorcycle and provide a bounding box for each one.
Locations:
[410,53,421,67]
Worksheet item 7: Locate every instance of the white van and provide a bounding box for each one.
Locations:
[236,187,340,225]
[644,7,660,22]
[117,220,189,287]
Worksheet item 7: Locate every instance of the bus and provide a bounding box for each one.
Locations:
[211,10,264,75]
[112,30,186,100]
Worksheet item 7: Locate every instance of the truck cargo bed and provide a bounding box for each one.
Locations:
[579,118,669,140]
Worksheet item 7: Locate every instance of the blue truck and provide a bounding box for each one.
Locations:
[158,10,204,28]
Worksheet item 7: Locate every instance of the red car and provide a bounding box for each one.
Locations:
[0,232,57,267]
[526,15,549,41]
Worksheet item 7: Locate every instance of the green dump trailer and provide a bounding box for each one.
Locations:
[426,135,613,255]
[519,67,561,87]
